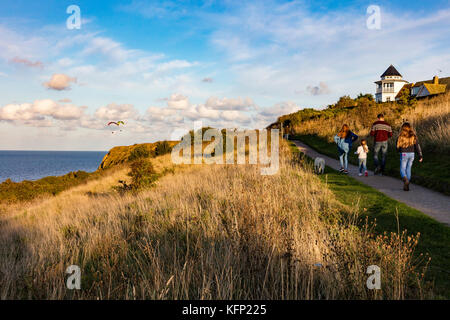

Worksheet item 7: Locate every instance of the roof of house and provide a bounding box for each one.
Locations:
[412,76,450,89]
[421,83,447,95]
[381,65,402,78]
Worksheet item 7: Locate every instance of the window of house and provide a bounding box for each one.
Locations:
[386,97,391,102]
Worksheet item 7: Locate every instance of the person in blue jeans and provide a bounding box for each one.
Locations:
[396,122,423,191]
[334,124,358,174]
[355,139,369,176]
[370,114,393,175]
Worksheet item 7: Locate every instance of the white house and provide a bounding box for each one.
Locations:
[374,65,408,102]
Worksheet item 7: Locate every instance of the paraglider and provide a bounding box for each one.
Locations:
[107,121,125,133]
[107,121,125,126]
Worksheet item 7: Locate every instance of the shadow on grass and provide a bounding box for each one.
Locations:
[290,141,450,299]
[292,134,450,195]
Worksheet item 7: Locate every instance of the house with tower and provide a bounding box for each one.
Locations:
[374,65,408,102]
[375,64,449,103]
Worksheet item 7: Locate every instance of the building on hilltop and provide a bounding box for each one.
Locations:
[408,76,449,99]
[374,65,408,102]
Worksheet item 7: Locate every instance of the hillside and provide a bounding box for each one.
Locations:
[0,141,177,205]
[0,139,438,299]
[275,92,450,194]
[99,140,178,170]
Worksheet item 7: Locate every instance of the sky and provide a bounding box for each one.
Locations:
[0,0,449,150]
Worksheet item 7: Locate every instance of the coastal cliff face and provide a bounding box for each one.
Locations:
[99,141,178,170]
[99,143,155,170]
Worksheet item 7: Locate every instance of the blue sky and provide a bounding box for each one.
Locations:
[1,0,449,150]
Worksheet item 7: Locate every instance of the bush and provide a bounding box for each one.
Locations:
[154,141,172,156]
[0,170,96,203]
[128,159,158,189]
[128,145,152,161]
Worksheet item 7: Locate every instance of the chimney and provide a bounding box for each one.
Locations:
[433,75,439,84]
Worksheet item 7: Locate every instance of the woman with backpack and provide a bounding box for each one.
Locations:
[334,124,358,174]
[397,122,423,191]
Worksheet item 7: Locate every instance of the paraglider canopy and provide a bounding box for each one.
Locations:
[107,121,125,126]
[107,121,125,133]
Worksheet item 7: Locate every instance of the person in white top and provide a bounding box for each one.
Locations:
[355,139,369,176]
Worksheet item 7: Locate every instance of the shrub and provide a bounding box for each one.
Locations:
[128,145,153,161]
[128,159,158,189]
[154,141,172,156]
[0,170,96,204]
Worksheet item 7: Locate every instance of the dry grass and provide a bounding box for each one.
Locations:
[0,142,429,299]
[292,92,450,153]
[402,93,450,152]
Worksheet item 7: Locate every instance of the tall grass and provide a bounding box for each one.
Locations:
[0,142,429,299]
[290,92,450,153]
[402,93,450,153]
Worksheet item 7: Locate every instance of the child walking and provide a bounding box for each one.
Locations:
[355,139,369,177]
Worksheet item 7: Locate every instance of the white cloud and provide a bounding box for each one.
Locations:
[0,103,39,121]
[155,60,196,73]
[196,104,221,119]
[0,25,48,62]
[51,104,85,120]
[81,36,136,62]
[32,99,58,115]
[56,58,76,68]
[221,110,250,122]
[205,96,255,111]
[167,93,190,110]
[44,74,77,91]
[208,4,450,105]
[147,106,177,121]
[0,99,85,123]
[94,103,138,121]
[253,101,300,128]
[258,101,299,118]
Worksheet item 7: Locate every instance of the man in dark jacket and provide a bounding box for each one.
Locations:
[370,113,392,175]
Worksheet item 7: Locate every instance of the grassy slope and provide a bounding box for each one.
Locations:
[0,169,109,204]
[289,141,450,298]
[0,141,176,205]
[1,141,433,299]
[293,134,450,195]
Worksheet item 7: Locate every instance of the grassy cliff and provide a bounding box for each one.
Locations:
[99,141,178,170]
[0,140,435,299]
[0,141,176,204]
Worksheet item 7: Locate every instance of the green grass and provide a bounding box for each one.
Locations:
[292,134,450,195]
[0,169,111,204]
[289,141,450,299]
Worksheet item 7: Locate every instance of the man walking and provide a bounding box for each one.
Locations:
[370,113,392,175]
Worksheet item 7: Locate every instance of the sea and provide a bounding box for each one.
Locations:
[0,150,108,183]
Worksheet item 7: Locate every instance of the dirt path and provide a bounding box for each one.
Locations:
[292,140,450,226]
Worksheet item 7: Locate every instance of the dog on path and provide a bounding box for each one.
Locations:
[314,157,325,174]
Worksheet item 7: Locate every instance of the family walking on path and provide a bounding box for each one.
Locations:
[333,113,423,191]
